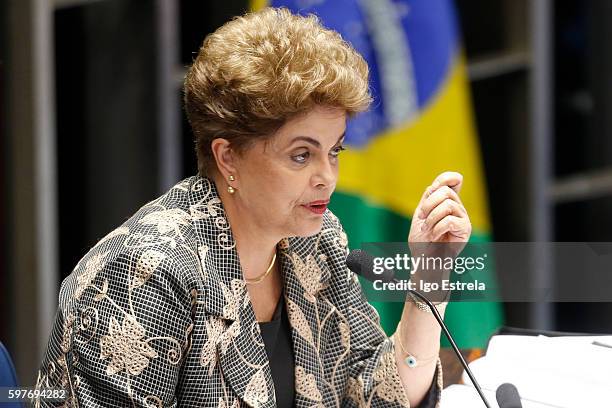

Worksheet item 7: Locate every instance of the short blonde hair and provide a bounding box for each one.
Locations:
[183,7,372,177]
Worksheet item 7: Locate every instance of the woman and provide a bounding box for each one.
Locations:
[35,7,471,408]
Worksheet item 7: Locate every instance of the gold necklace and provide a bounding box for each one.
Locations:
[245,252,277,285]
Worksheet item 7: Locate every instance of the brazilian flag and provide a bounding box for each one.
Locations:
[252,0,503,348]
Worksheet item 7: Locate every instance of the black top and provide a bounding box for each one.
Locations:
[258,292,439,408]
[258,293,296,407]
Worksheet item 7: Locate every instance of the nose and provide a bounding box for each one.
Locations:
[312,156,337,189]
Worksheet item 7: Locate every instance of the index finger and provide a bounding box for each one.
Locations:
[431,171,463,193]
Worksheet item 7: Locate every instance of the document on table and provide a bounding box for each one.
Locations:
[441,334,612,408]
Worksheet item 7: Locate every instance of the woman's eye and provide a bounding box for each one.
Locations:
[292,145,345,164]
[292,151,310,163]
[331,145,346,157]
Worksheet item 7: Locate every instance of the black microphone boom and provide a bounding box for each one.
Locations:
[346,249,494,408]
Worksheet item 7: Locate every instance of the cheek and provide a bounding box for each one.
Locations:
[279,183,304,210]
[269,182,310,222]
[250,176,298,212]
[246,159,312,215]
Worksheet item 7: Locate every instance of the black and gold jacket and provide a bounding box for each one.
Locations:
[35,175,442,407]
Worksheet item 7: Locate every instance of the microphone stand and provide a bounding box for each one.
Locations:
[408,287,493,408]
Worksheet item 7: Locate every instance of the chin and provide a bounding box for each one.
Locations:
[292,219,324,238]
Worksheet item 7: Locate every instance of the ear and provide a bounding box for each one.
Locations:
[210,138,238,181]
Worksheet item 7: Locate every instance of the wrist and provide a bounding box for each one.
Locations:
[393,325,439,369]
[406,291,448,315]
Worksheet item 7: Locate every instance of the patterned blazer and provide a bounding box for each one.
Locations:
[34,175,443,407]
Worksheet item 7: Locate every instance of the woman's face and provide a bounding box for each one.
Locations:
[231,105,347,238]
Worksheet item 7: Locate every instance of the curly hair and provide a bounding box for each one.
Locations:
[183,7,372,177]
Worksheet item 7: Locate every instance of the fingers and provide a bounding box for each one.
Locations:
[418,186,464,220]
[430,215,471,242]
[412,171,471,243]
[431,171,463,193]
[421,197,466,233]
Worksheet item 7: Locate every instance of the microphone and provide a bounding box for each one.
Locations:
[345,248,395,283]
[496,383,522,408]
[346,249,494,408]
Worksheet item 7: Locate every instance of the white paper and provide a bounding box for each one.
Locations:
[450,335,612,408]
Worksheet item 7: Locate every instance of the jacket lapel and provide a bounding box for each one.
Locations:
[188,176,275,407]
[279,235,339,407]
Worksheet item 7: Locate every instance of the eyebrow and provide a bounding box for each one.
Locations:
[289,132,346,148]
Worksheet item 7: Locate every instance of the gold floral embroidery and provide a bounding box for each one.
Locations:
[94,226,129,248]
[172,179,191,192]
[200,317,224,375]
[60,313,76,353]
[286,298,313,345]
[278,238,290,250]
[33,314,81,408]
[219,320,241,354]
[100,316,158,376]
[221,279,245,320]
[346,376,365,406]
[189,197,223,220]
[243,368,269,407]
[217,396,240,408]
[197,245,209,280]
[295,366,322,402]
[289,253,324,302]
[139,208,191,237]
[132,249,166,287]
[75,251,109,299]
[334,228,348,251]
[56,355,77,408]
[372,349,410,406]
[184,289,198,357]
[143,395,163,407]
[339,321,350,349]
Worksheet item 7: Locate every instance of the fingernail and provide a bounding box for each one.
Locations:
[421,222,427,232]
[418,209,425,219]
[432,181,440,189]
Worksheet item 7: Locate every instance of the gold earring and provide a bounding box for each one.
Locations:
[227,175,236,194]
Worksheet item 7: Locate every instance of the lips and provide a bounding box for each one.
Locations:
[307,200,330,206]
[302,199,330,215]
